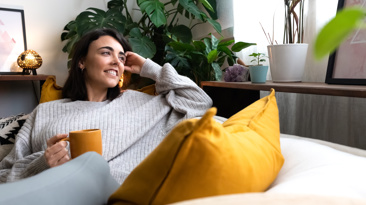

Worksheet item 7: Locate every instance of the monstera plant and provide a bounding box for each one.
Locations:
[61,0,220,66]
[61,0,254,85]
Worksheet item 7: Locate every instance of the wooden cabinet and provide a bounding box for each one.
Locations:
[201,81,366,118]
[0,75,54,117]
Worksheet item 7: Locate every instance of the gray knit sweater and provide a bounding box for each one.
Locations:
[0,59,212,184]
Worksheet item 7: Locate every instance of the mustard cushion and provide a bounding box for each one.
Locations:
[39,75,157,104]
[39,76,62,103]
[136,84,157,96]
[108,89,284,205]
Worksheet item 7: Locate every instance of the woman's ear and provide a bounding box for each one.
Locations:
[78,59,85,69]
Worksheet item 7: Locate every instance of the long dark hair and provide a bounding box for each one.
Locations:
[62,28,132,101]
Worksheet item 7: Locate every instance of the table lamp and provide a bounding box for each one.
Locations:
[17,49,42,75]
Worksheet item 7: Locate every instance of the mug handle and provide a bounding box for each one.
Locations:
[59,137,70,142]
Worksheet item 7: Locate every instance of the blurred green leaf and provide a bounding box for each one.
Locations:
[314,7,365,60]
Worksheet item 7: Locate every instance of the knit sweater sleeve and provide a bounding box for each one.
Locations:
[0,109,49,183]
[139,59,213,119]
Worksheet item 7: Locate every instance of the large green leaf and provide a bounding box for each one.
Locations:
[168,41,195,52]
[207,18,222,34]
[139,0,166,28]
[314,7,365,60]
[218,39,234,47]
[165,47,191,70]
[193,40,206,51]
[179,0,206,21]
[203,37,212,54]
[204,0,218,20]
[64,7,125,38]
[170,25,193,43]
[210,34,219,50]
[211,62,222,80]
[61,21,80,54]
[217,46,232,56]
[129,28,156,58]
[231,42,256,52]
[207,49,218,63]
[198,0,214,12]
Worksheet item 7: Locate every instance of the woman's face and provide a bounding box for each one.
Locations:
[79,35,126,92]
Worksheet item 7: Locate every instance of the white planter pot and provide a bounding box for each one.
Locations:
[267,44,308,82]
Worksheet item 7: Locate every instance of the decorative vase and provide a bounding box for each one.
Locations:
[249,65,268,83]
[267,44,308,82]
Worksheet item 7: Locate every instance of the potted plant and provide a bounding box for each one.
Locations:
[248,53,268,83]
[165,34,256,84]
[265,0,308,82]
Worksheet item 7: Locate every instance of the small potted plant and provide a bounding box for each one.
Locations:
[248,53,268,83]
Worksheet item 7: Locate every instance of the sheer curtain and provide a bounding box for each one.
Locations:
[232,0,366,147]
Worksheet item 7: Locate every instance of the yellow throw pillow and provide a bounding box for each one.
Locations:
[39,76,157,104]
[39,76,62,103]
[136,84,157,96]
[108,89,284,205]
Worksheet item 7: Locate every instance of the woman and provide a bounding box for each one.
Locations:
[0,28,212,184]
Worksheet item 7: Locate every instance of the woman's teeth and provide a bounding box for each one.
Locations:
[106,70,117,76]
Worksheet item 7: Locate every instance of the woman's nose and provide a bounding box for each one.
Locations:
[112,55,121,65]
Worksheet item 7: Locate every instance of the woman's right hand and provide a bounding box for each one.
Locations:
[44,134,70,167]
[124,51,146,74]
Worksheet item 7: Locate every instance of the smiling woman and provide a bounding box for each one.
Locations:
[0,28,213,184]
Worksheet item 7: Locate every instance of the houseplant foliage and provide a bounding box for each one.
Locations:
[314,6,366,60]
[262,0,305,44]
[61,0,221,67]
[165,34,256,84]
[249,53,267,66]
[283,0,305,44]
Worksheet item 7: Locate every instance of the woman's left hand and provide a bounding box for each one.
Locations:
[124,51,146,74]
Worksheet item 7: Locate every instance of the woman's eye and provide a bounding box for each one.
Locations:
[119,56,126,62]
[102,51,110,55]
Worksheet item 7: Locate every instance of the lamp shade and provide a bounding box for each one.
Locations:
[17,49,42,75]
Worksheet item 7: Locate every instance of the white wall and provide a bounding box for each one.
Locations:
[0,0,108,117]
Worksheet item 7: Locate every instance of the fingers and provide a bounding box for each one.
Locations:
[45,134,70,167]
[124,52,146,74]
[47,134,68,147]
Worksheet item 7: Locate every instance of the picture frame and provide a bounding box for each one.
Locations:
[0,7,27,75]
[325,0,366,85]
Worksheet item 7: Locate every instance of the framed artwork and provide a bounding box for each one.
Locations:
[325,0,366,85]
[0,7,27,75]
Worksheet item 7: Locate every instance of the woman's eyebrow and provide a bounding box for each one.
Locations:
[98,46,125,56]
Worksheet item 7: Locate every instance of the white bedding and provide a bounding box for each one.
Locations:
[268,134,366,199]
